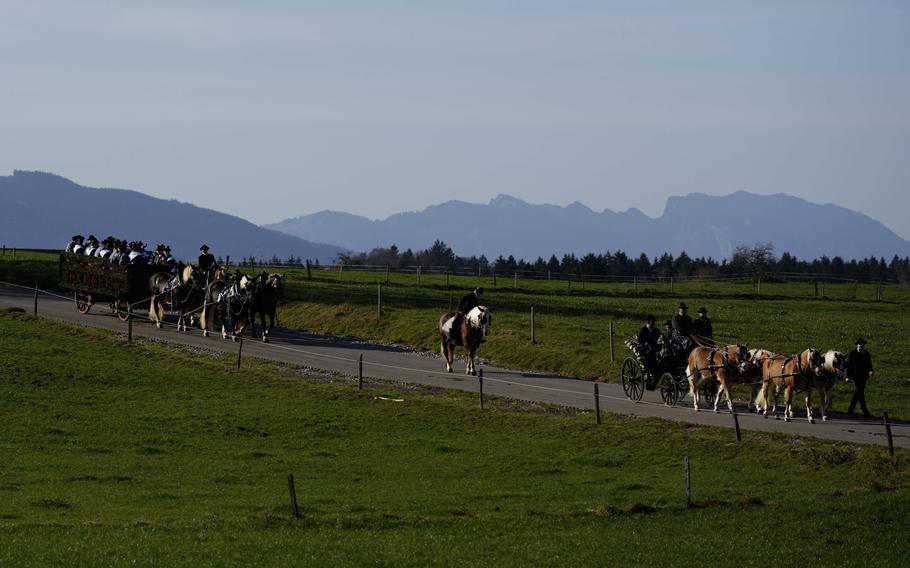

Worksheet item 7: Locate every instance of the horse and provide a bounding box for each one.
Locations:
[744,349,778,413]
[755,348,824,422]
[813,350,845,422]
[148,265,205,331]
[438,306,491,375]
[201,272,255,341]
[685,344,753,412]
[251,272,284,342]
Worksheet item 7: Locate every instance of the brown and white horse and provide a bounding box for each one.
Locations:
[756,348,824,422]
[148,265,205,331]
[252,272,284,342]
[813,350,845,422]
[438,306,491,375]
[744,349,778,412]
[686,345,753,412]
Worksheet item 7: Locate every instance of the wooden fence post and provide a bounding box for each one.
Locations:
[883,411,894,457]
[306,259,312,280]
[670,277,674,294]
[633,276,637,292]
[446,271,450,288]
[814,279,818,298]
[386,264,390,284]
[530,305,536,343]
[479,368,484,409]
[732,412,742,442]
[609,321,615,362]
[547,270,551,281]
[359,354,363,391]
[33,284,38,317]
[684,456,691,506]
[513,272,517,290]
[128,307,133,343]
[594,383,601,425]
[236,337,244,370]
[225,255,230,268]
[417,265,421,285]
[377,284,382,318]
[288,473,301,519]
[492,270,497,287]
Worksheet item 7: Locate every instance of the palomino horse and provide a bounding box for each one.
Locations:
[251,272,284,342]
[438,306,491,375]
[148,265,206,331]
[744,349,778,412]
[756,348,824,422]
[813,351,845,422]
[686,345,753,412]
[200,272,255,341]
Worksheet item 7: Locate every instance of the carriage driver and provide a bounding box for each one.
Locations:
[692,306,713,343]
[637,315,661,373]
[198,245,219,281]
[452,287,485,342]
[672,302,694,352]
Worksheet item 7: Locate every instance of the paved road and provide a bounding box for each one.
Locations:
[2,282,906,449]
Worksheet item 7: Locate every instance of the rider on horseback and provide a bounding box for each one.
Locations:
[451,288,484,343]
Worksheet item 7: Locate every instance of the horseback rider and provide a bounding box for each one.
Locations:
[198,245,218,281]
[451,287,484,341]
[672,302,694,353]
[637,315,661,374]
[692,306,713,344]
[65,234,84,254]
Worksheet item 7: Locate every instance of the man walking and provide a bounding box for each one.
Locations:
[846,337,874,418]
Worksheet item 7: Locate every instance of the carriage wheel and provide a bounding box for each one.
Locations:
[621,357,644,401]
[113,299,130,321]
[701,382,718,407]
[659,373,679,406]
[74,292,92,314]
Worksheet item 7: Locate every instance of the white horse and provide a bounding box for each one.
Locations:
[438,306,491,375]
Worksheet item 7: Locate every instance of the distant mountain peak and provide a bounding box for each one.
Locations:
[489,194,528,207]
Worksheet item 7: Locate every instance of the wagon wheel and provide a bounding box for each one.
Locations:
[74,292,93,314]
[621,357,644,401]
[701,381,718,407]
[113,299,131,321]
[659,373,680,406]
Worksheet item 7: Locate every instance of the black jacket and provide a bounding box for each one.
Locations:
[845,349,873,381]
[692,317,713,340]
[198,253,217,271]
[457,292,479,314]
[672,313,693,336]
[637,325,660,350]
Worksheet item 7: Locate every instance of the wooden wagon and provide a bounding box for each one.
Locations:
[58,253,161,321]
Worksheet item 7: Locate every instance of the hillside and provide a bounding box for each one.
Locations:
[0,171,345,262]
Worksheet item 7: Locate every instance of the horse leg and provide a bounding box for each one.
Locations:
[441,340,452,372]
[784,385,793,422]
[687,366,700,411]
[805,389,815,424]
[820,386,831,422]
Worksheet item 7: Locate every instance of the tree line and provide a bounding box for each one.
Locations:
[227,241,910,283]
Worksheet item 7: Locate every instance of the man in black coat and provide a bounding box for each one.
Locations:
[692,306,713,343]
[672,302,694,352]
[198,245,218,279]
[846,337,874,418]
[637,315,660,373]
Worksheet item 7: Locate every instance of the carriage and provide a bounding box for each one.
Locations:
[621,335,717,406]
[58,253,161,320]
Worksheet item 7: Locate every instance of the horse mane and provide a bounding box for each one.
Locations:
[823,350,844,371]
[465,306,488,327]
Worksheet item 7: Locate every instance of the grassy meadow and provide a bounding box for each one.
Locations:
[1,307,908,565]
[2,249,909,417]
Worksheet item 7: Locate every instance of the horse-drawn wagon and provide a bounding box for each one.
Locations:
[58,252,160,320]
[621,336,717,407]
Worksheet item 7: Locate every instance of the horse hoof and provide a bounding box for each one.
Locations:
[808,419,814,424]
[203,331,208,337]
[784,417,791,423]
[694,408,700,412]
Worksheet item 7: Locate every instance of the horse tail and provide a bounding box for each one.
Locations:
[754,380,768,410]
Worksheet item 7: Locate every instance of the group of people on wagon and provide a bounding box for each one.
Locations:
[65,234,159,265]
[635,302,714,376]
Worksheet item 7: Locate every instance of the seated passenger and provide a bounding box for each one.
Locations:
[637,315,660,373]
[83,235,100,256]
[95,236,114,259]
[128,241,148,264]
[65,234,85,254]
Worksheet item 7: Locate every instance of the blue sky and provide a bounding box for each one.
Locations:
[2,1,908,238]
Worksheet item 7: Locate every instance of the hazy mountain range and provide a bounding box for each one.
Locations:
[0,171,344,262]
[3,170,908,263]
[266,193,910,261]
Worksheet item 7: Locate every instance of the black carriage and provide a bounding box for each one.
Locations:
[621,335,717,406]
[58,253,161,321]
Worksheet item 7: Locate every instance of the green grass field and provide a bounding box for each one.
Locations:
[1,307,908,565]
[3,250,909,417]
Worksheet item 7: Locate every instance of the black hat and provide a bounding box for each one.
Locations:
[664,320,673,328]
[87,234,97,242]
[200,244,210,251]
[72,234,84,241]
[678,302,688,310]
[698,306,707,314]
[645,314,656,323]
[855,337,866,345]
